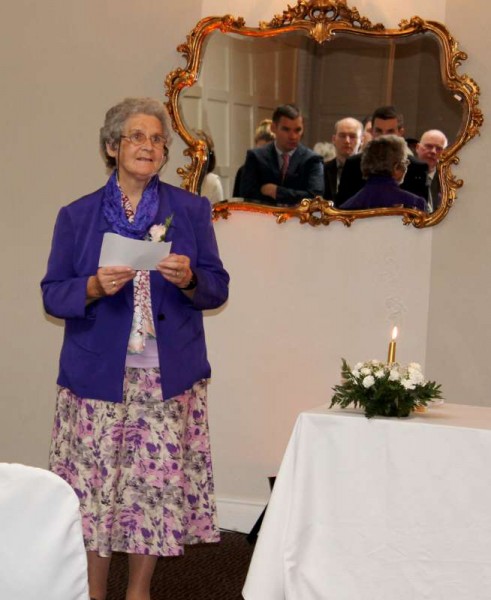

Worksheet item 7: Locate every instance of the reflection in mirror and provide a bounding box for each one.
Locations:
[165,0,482,228]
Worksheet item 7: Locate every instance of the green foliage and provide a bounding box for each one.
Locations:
[330,358,443,418]
[162,213,174,241]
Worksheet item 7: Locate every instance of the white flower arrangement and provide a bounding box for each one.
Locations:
[330,359,443,418]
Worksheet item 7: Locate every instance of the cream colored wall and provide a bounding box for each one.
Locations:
[0,0,485,534]
[201,0,449,530]
[0,0,200,465]
[202,0,447,28]
[207,216,433,528]
[426,0,491,405]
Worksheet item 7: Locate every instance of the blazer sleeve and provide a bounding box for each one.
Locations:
[275,154,324,205]
[232,165,244,198]
[189,198,230,311]
[239,150,262,201]
[41,207,93,320]
[336,156,364,206]
[322,162,334,201]
[402,159,429,201]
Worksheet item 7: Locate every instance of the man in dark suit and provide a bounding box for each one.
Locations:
[336,106,428,207]
[239,104,324,206]
[323,117,363,200]
[415,129,448,212]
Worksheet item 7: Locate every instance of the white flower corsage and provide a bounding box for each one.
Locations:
[149,214,174,242]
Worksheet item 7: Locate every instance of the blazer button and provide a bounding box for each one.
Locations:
[157,313,165,321]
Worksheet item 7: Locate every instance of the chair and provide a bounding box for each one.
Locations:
[0,463,89,600]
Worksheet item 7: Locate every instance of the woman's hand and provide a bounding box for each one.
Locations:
[87,266,136,300]
[157,253,193,289]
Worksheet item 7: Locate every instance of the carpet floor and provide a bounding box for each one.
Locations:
[106,530,254,600]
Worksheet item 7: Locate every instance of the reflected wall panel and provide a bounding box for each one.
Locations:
[311,41,390,139]
[202,32,230,92]
[180,95,202,131]
[276,46,298,104]
[231,37,253,97]
[206,98,230,194]
[231,104,253,167]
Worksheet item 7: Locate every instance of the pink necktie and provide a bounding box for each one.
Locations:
[281,153,290,182]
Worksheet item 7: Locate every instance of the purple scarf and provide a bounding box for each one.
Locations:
[102,171,159,239]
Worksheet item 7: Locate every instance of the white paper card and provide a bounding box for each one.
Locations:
[99,232,171,270]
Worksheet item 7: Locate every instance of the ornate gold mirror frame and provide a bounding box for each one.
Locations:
[165,0,482,228]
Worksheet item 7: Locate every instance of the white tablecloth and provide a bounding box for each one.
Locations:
[243,403,491,600]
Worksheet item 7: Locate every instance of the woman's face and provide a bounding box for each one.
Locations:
[107,114,166,185]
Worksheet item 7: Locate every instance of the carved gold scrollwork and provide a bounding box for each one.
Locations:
[165,0,483,229]
[260,0,384,31]
[213,199,428,228]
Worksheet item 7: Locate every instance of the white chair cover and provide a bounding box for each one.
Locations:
[0,463,89,600]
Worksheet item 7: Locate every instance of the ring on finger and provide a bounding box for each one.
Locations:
[112,280,116,287]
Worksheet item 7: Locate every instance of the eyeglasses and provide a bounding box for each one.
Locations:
[120,131,166,147]
[421,143,444,153]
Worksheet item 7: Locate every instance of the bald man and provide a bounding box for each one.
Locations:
[416,129,448,212]
[323,117,362,200]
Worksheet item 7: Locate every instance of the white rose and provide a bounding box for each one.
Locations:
[149,224,167,242]
[408,369,424,385]
[354,362,364,371]
[351,369,361,378]
[362,375,375,388]
[389,369,401,381]
[374,369,385,379]
[408,362,422,371]
[360,367,371,375]
[402,379,416,390]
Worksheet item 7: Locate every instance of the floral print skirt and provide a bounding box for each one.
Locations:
[49,368,220,557]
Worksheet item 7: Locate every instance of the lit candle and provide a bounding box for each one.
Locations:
[387,326,398,364]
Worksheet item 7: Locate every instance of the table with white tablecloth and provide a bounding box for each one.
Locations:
[243,403,491,600]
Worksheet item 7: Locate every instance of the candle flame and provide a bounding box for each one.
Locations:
[392,326,398,340]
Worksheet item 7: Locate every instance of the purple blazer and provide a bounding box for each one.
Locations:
[339,175,427,211]
[41,180,229,403]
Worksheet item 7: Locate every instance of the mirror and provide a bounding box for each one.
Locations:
[165,0,482,228]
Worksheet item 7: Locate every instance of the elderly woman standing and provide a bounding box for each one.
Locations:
[41,98,229,600]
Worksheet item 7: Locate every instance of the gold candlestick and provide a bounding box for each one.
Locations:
[387,326,398,364]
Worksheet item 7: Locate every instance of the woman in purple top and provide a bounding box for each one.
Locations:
[339,135,427,212]
[41,98,229,600]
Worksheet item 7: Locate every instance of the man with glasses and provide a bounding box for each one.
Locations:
[336,105,428,206]
[416,129,448,212]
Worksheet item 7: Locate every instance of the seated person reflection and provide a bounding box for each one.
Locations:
[360,115,373,150]
[323,117,363,201]
[239,104,324,206]
[405,136,420,155]
[415,129,448,212]
[232,119,275,198]
[336,106,428,206]
[339,135,427,211]
[198,130,224,205]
